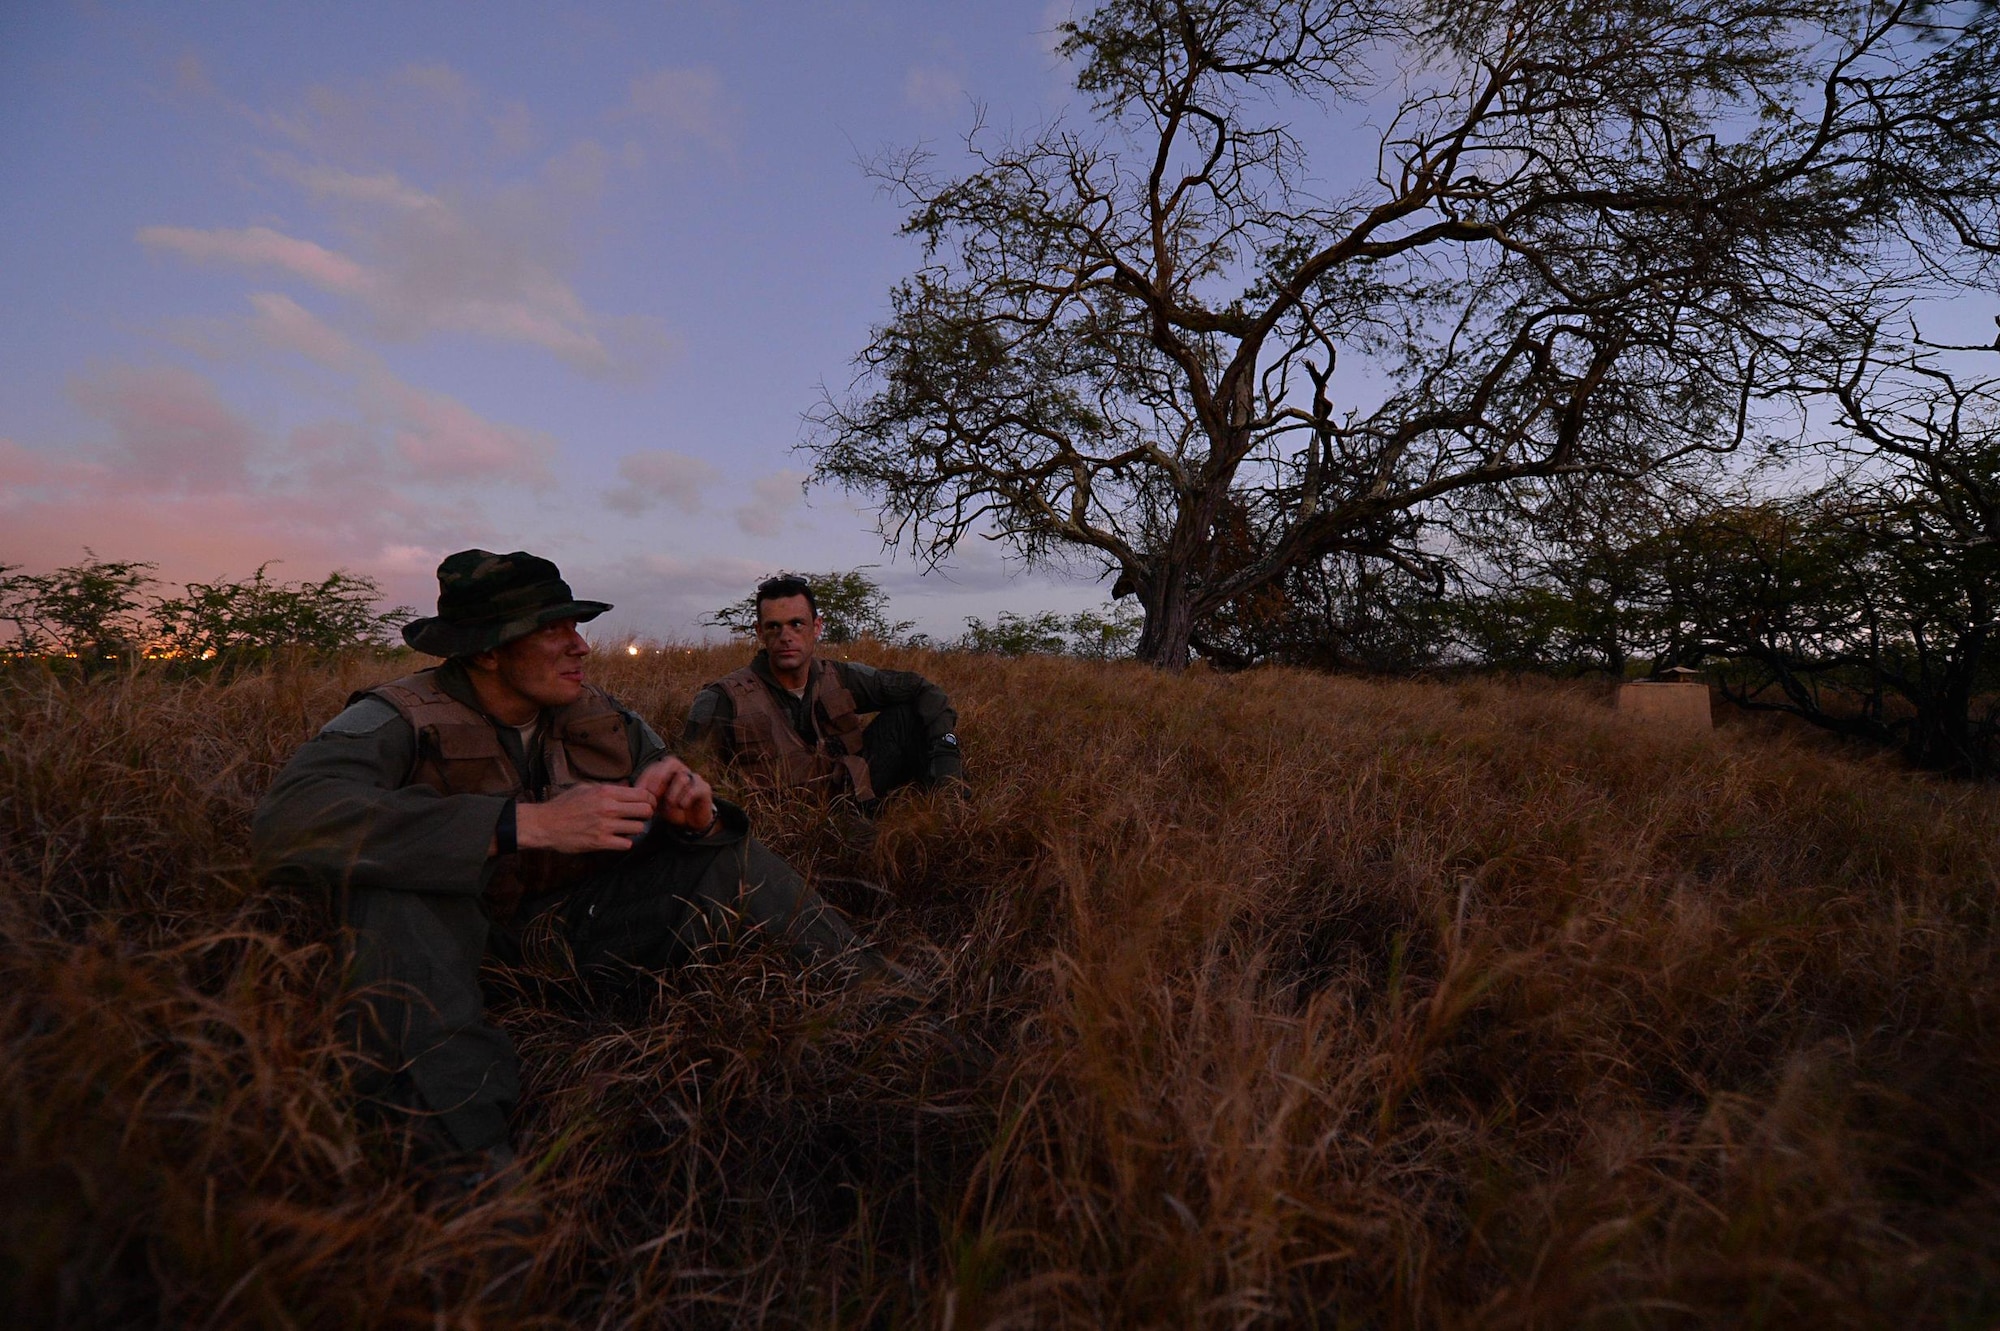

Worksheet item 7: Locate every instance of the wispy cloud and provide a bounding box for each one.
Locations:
[265,63,477,172]
[605,449,721,516]
[138,64,672,379]
[237,292,556,488]
[140,225,371,296]
[0,334,563,604]
[734,469,806,538]
[68,365,257,491]
[385,383,556,488]
[618,66,735,157]
[904,39,969,119]
[3,366,456,600]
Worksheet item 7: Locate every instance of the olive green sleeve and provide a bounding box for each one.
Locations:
[628,710,669,770]
[836,660,964,782]
[681,683,733,749]
[251,701,507,898]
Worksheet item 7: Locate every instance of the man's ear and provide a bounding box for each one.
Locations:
[464,648,499,675]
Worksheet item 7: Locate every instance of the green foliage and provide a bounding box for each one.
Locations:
[1,553,408,667]
[705,569,915,644]
[953,603,1141,659]
[152,566,410,663]
[1456,473,2000,773]
[1060,603,1143,660]
[0,551,158,661]
[954,611,1070,657]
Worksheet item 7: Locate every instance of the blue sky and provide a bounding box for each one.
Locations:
[0,0,1109,639]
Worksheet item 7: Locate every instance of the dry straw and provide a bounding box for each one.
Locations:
[2,646,1997,1327]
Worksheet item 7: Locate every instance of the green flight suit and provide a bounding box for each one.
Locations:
[251,663,871,1155]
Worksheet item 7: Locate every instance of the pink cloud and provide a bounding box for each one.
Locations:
[0,438,94,490]
[139,224,372,297]
[176,293,568,489]
[69,365,256,491]
[245,291,360,366]
[141,67,671,380]
[385,383,555,488]
[0,425,491,618]
[604,449,719,516]
[141,199,660,377]
[0,488,446,616]
[3,362,562,611]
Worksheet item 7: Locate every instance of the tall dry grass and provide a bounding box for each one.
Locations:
[3,645,1997,1328]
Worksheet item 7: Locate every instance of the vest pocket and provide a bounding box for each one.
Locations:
[419,725,516,795]
[562,713,633,781]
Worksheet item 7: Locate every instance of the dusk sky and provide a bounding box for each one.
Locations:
[0,1,1111,641]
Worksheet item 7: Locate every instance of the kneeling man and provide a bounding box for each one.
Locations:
[254,551,879,1175]
[683,575,964,805]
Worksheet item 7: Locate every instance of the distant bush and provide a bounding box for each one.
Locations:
[951,604,1140,659]
[0,551,158,661]
[0,552,408,666]
[153,565,411,663]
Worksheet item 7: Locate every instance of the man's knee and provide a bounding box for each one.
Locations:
[339,888,491,1019]
[862,701,932,796]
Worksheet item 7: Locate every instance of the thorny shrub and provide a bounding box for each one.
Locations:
[2,646,1997,1327]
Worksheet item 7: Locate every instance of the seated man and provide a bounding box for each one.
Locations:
[253,550,880,1180]
[683,575,964,806]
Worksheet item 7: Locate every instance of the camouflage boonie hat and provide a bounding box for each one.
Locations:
[401,549,611,657]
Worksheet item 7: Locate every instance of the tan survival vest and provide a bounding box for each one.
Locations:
[718,658,873,800]
[361,669,637,917]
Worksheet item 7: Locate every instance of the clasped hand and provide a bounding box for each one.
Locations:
[514,759,716,855]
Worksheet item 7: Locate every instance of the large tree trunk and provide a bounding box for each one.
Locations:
[1910,632,1988,777]
[1134,571,1198,671]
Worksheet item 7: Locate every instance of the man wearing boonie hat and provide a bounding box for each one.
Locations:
[253,549,884,1190]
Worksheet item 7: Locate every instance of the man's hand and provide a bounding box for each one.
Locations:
[636,757,716,833]
[514,782,657,854]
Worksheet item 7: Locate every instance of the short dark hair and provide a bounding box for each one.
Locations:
[755,575,817,620]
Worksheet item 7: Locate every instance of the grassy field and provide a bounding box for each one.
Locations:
[3,645,1997,1328]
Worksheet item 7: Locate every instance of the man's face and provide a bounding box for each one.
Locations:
[483,617,589,716]
[756,595,821,674]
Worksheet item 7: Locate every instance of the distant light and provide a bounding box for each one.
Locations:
[201,649,217,660]
[626,644,640,656]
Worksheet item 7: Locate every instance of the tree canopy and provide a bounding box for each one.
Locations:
[812,0,2000,668]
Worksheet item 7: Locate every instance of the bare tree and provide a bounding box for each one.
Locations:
[810,0,1999,668]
